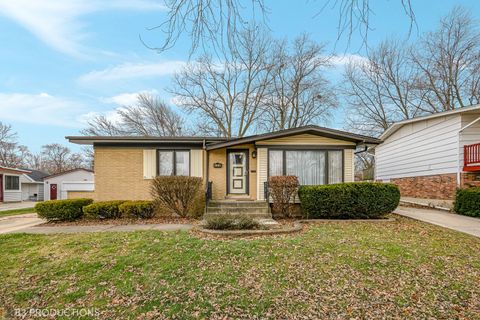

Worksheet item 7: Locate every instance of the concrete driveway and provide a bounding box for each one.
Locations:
[395,206,480,238]
[0,213,44,234]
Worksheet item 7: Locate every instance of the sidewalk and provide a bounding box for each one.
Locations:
[6,223,193,234]
[395,206,480,238]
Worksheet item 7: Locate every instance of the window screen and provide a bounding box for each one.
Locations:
[268,150,283,177]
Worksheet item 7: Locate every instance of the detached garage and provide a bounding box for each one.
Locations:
[43,168,94,201]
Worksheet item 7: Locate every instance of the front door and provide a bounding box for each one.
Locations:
[50,184,57,200]
[0,175,3,202]
[228,150,248,194]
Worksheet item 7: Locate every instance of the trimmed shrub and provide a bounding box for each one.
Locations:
[454,188,480,217]
[204,214,262,230]
[119,201,155,219]
[82,200,128,219]
[268,176,299,218]
[150,176,203,218]
[35,198,93,221]
[298,182,400,219]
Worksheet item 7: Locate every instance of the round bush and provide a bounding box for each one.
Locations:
[454,187,480,217]
[83,200,128,219]
[118,201,155,219]
[298,182,400,219]
[35,198,93,221]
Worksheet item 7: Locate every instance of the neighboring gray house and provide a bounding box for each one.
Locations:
[20,169,49,201]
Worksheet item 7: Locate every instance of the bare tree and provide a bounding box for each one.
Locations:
[0,122,30,168]
[317,0,416,49]
[143,0,267,56]
[260,34,337,131]
[39,144,87,174]
[148,0,416,55]
[82,94,184,136]
[171,26,274,138]
[343,40,420,136]
[411,6,480,113]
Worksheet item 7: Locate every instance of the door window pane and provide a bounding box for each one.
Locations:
[286,151,326,185]
[328,151,343,184]
[269,150,283,176]
[158,151,174,175]
[175,151,190,176]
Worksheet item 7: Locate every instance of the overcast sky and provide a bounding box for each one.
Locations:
[1,0,479,152]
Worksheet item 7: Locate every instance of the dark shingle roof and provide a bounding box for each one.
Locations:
[21,169,49,182]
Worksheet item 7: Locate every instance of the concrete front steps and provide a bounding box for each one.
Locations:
[205,200,272,219]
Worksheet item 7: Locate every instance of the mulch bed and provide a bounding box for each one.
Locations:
[38,216,198,227]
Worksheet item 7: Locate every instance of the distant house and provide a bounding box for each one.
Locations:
[43,168,94,201]
[375,105,480,200]
[20,169,49,201]
[0,166,31,203]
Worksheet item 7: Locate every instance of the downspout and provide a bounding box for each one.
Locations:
[457,115,480,186]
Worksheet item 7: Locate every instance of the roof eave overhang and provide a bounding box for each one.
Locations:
[206,129,381,150]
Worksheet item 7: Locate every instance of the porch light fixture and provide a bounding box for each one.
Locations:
[252,150,257,159]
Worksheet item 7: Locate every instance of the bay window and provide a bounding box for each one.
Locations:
[268,149,343,185]
[157,150,190,176]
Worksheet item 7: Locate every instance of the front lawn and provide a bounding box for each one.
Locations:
[0,207,35,217]
[0,217,479,319]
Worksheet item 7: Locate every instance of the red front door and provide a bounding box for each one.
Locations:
[50,184,57,200]
[0,175,3,202]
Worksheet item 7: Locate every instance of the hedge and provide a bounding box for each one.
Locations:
[119,201,155,219]
[35,198,93,221]
[298,182,400,219]
[453,188,480,217]
[83,200,128,219]
[204,214,262,230]
[150,176,204,218]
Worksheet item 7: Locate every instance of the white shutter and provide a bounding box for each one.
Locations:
[143,149,156,179]
[190,149,203,177]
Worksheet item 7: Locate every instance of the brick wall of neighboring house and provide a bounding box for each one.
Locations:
[462,172,480,188]
[94,147,152,201]
[390,174,458,200]
[67,191,96,200]
[389,172,480,200]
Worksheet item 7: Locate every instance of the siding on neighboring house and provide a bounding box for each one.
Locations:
[3,190,22,202]
[2,173,22,202]
[376,115,462,180]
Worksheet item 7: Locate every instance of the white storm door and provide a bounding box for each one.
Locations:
[228,151,248,194]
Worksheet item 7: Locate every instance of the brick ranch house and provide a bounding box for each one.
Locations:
[67,126,380,211]
[375,105,480,200]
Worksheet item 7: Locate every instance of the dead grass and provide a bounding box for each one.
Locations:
[0,216,479,319]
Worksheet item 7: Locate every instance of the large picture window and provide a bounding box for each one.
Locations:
[157,150,190,176]
[268,149,344,185]
[5,175,20,190]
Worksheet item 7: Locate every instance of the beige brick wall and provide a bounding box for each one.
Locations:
[67,191,96,200]
[94,147,152,201]
[208,144,257,200]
